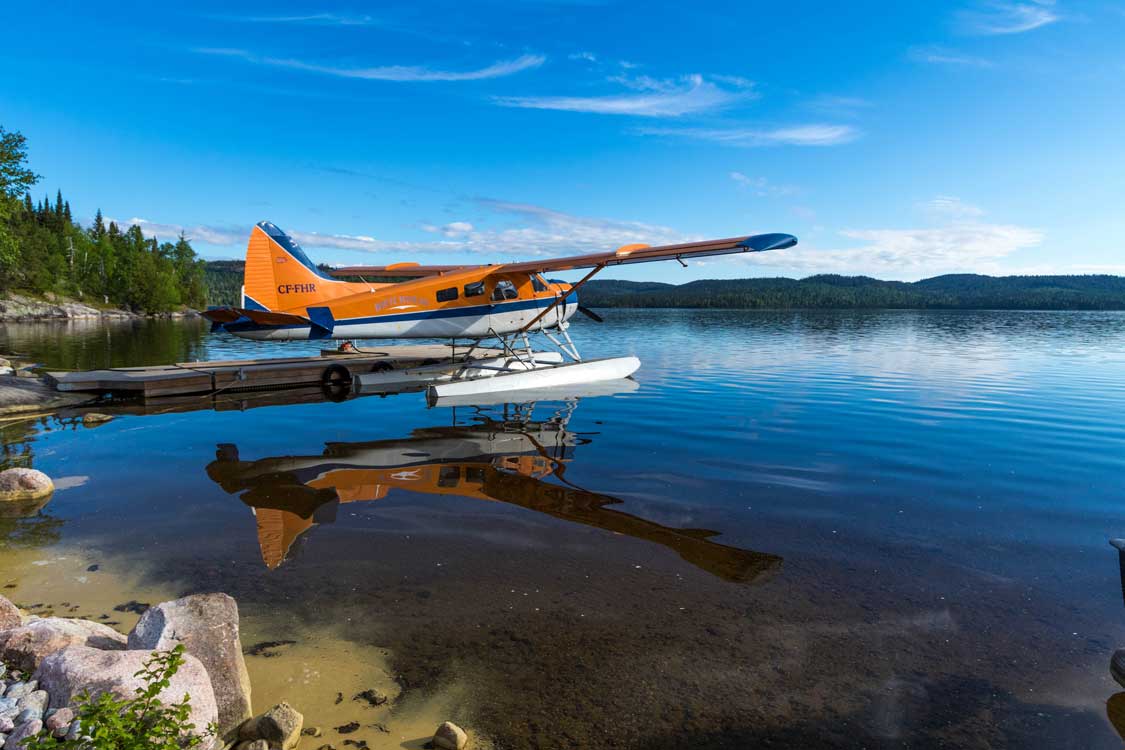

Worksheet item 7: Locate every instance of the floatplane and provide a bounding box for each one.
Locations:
[203,221,796,400]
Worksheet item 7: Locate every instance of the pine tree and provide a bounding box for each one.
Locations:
[22,193,32,213]
[63,200,71,223]
[55,189,63,220]
[93,209,106,239]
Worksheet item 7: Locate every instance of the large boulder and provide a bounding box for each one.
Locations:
[34,645,217,743]
[0,618,126,672]
[5,718,43,748]
[0,595,20,632]
[128,593,251,738]
[0,468,53,503]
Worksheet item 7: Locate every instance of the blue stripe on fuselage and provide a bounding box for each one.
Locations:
[222,292,578,334]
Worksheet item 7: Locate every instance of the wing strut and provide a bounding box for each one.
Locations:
[518,264,606,334]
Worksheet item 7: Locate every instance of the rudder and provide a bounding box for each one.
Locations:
[242,221,351,312]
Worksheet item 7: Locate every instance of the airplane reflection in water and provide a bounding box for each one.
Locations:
[205,401,781,584]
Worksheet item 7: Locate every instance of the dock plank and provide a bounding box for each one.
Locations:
[47,344,503,398]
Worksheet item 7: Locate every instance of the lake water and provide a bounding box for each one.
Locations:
[3,309,1125,749]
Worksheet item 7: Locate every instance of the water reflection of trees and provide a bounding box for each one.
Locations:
[0,318,210,371]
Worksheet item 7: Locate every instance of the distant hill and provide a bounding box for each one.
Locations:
[203,262,1125,310]
[580,274,1125,310]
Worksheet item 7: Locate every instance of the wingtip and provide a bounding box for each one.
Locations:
[740,233,798,252]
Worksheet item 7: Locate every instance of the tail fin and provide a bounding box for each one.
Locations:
[242,221,350,312]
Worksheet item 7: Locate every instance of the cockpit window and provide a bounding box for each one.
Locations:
[531,274,549,292]
[492,280,519,301]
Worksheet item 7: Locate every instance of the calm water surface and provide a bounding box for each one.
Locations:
[3,310,1125,749]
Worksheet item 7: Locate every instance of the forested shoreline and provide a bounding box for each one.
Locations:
[0,125,206,314]
[578,274,1125,310]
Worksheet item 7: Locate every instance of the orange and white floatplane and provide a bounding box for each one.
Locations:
[202,221,797,401]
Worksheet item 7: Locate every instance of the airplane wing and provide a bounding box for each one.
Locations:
[498,233,796,274]
[329,233,796,278]
[329,262,483,279]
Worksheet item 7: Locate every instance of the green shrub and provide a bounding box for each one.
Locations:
[21,644,215,750]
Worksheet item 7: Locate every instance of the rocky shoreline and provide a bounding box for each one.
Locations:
[0,591,471,750]
[0,293,199,322]
[0,468,472,750]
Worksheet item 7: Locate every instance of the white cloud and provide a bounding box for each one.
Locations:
[959,1,1059,35]
[729,172,797,197]
[115,218,245,246]
[741,222,1045,280]
[422,221,475,237]
[908,45,994,67]
[568,51,598,62]
[197,48,545,82]
[920,196,985,219]
[494,74,751,117]
[639,123,859,147]
[218,13,381,26]
[112,201,692,261]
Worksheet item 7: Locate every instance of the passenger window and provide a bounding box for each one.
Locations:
[436,287,457,302]
[492,280,519,301]
[464,281,485,297]
[465,467,485,485]
[438,466,459,487]
[531,275,548,292]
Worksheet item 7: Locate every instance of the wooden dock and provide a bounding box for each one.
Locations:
[46,344,501,398]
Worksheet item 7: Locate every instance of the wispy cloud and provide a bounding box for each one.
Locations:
[741,198,1042,279]
[805,95,871,117]
[908,46,994,67]
[196,48,546,82]
[494,74,752,117]
[215,13,382,26]
[114,200,692,260]
[959,1,1060,35]
[639,123,859,147]
[114,218,245,246]
[568,51,598,63]
[729,172,798,197]
[920,196,985,220]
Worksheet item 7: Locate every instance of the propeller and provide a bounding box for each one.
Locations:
[577,305,604,323]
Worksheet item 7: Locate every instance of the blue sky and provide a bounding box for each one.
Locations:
[2,0,1123,282]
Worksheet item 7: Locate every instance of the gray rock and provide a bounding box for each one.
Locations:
[0,597,20,633]
[45,706,73,737]
[15,690,46,721]
[34,645,216,743]
[3,682,34,701]
[128,592,252,738]
[0,469,54,503]
[64,718,82,741]
[13,708,39,725]
[0,698,15,713]
[0,618,126,672]
[4,718,42,749]
[433,721,469,750]
[0,716,11,733]
[237,741,269,750]
[240,703,302,750]
[80,413,114,427]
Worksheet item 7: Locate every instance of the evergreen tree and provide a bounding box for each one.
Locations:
[92,208,105,239]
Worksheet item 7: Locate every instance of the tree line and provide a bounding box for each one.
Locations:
[579,274,1125,310]
[0,125,206,313]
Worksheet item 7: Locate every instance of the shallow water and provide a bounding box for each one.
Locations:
[3,310,1125,748]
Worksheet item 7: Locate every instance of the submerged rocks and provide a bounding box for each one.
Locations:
[433,721,469,750]
[239,702,303,750]
[34,645,217,742]
[0,617,126,673]
[0,468,54,503]
[128,592,252,737]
